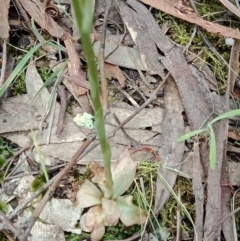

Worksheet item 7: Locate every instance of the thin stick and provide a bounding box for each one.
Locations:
[18,136,95,241]
[98,0,113,111]
[56,85,67,135]
[109,72,170,137]
[113,81,140,108]
[14,73,169,239]
[0,40,7,87]
[206,206,240,237]
[14,0,33,33]
[0,211,19,236]
[176,189,181,241]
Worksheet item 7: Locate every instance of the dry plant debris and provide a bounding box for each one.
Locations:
[0,0,240,240]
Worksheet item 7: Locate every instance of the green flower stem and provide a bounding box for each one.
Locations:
[72,0,113,193]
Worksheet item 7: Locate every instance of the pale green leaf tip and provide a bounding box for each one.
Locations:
[73,112,94,129]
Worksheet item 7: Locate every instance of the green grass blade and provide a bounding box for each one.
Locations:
[31,129,49,181]
[46,41,66,52]
[32,60,68,104]
[0,42,44,98]
[208,125,217,169]
[31,18,44,43]
[177,129,207,142]
[32,18,66,52]
[157,171,199,239]
[210,109,240,124]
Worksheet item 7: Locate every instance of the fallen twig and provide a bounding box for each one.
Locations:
[0,211,19,236]
[98,0,113,111]
[56,85,67,136]
[206,206,240,237]
[0,41,7,87]
[109,72,170,137]
[113,81,140,108]
[18,136,95,241]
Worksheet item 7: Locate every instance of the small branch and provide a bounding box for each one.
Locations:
[18,136,95,241]
[113,81,140,108]
[0,40,7,87]
[207,206,240,237]
[14,0,33,33]
[0,211,19,236]
[109,72,170,137]
[56,85,67,136]
[98,0,113,111]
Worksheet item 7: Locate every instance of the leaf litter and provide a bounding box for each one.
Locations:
[1,0,240,240]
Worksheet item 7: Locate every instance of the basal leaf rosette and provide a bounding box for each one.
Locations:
[76,149,147,241]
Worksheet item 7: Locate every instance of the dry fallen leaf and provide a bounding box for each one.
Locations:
[105,63,126,87]
[138,0,240,40]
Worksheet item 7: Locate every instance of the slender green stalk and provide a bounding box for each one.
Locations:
[72,0,113,192]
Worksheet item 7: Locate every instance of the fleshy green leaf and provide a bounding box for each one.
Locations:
[102,198,120,226]
[210,109,240,124]
[111,149,137,199]
[116,196,147,226]
[76,180,103,208]
[209,125,217,169]
[177,129,207,142]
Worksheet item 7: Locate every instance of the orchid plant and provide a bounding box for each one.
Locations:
[76,149,147,240]
[71,0,147,240]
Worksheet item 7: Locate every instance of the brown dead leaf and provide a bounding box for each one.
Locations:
[192,142,204,239]
[118,0,212,129]
[228,130,239,140]
[116,0,166,78]
[105,63,125,87]
[203,121,228,240]
[221,145,235,240]
[93,41,146,71]
[138,0,240,40]
[0,0,10,39]
[219,0,240,18]
[64,37,91,108]
[228,39,240,93]
[154,77,185,213]
[18,0,65,38]
[67,75,90,90]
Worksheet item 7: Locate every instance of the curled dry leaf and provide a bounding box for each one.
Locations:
[90,161,111,198]
[90,161,106,186]
[84,205,105,241]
